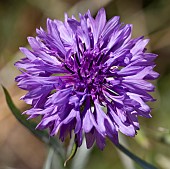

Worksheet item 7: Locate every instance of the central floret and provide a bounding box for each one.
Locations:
[64,48,111,98]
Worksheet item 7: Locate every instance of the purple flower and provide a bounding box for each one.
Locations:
[15,8,159,150]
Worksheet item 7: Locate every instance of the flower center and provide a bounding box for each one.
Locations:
[69,50,107,94]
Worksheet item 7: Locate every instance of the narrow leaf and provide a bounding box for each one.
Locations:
[2,85,64,160]
[116,144,158,169]
[64,142,78,167]
[71,138,92,169]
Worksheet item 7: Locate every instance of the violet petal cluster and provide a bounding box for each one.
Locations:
[15,8,159,150]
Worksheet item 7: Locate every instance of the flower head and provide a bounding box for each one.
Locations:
[15,8,159,150]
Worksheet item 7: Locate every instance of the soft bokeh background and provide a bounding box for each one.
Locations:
[0,0,170,169]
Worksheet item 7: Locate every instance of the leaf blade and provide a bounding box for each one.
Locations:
[2,85,64,160]
[64,142,78,167]
[116,144,158,169]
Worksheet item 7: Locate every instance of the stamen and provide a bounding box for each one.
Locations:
[78,69,83,80]
[88,60,93,70]
[96,53,104,65]
[64,64,75,74]
[75,53,81,66]
[83,42,86,51]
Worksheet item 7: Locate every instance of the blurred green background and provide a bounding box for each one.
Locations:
[0,0,170,169]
